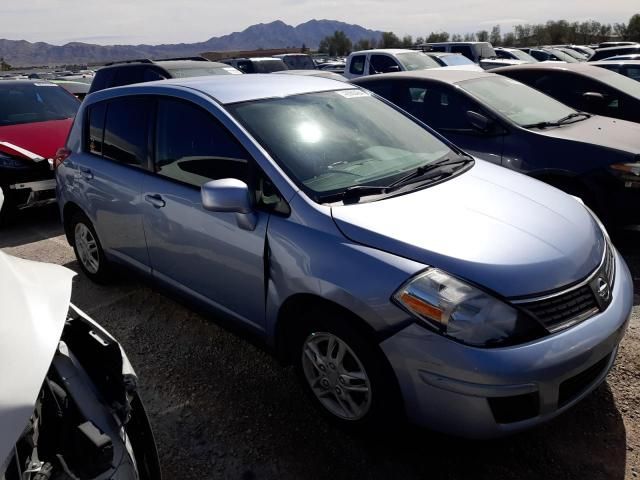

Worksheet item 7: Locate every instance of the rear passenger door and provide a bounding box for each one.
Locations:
[78,97,153,271]
[142,96,270,331]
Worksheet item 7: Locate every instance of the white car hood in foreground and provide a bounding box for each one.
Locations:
[0,250,75,464]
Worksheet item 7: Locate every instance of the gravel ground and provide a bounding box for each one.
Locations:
[2,205,639,480]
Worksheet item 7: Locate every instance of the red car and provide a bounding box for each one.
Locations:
[0,81,79,223]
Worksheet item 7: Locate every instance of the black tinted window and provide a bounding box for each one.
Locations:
[103,97,152,167]
[155,98,249,187]
[369,55,400,74]
[349,55,366,75]
[112,66,145,87]
[397,83,478,130]
[451,46,474,60]
[86,102,106,155]
[143,68,167,82]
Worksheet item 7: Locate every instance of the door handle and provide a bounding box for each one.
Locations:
[144,194,166,209]
[79,166,93,180]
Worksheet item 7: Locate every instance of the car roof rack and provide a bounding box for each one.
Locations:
[104,58,154,66]
[154,56,210,62]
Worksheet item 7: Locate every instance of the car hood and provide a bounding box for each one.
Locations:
[533,115,640,154]
[331,160,605,298]
[0,203,75,464]
[0,118,73,161]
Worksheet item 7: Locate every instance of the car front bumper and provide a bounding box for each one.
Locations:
[380,249,634,438]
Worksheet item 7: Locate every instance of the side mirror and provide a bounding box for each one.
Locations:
[582,91,605,112]
[466,110,493,132]
[201,179,257,230]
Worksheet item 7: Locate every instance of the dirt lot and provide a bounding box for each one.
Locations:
[2,205,639,480]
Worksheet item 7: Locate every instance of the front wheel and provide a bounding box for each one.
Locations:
[292,313,402,430]
[70,212,112,283]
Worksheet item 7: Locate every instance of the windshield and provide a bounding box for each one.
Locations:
[510,50,538,62]
[228,90,454,200]
[0,82,79,126]
[166,66,242,77]
[460,76,577,126]
[280,56,316,70]
[396,52,440,70]
[441,54,474,66]
[547,49,578,63]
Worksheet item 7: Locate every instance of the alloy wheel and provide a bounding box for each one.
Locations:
[74,222,100,274]
[301,332,372,420]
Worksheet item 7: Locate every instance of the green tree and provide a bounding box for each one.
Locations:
[401,35,414,48]
[318,30,353,56]
[0,58,11,71]
[415,36,425,45]
[379,32,402,48]
[451,33,463,42]
[490,25,501,45]
[476,30,489,42]
[353,38,376,51]
[463,32,476,42]
[502,32,516,46]
[627,14,640,42]
[426,32,450,42]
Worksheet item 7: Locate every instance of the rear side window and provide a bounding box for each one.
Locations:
[154,98,250,187]
[85,102,106,155]
[349,55,366,75]
[103,97,152,167]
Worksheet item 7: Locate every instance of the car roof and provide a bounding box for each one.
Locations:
[350,49,416,55]
[0,80,62,88]
[491,62,613,77]
[352,69,493,84]
[116,73,355,104]
[595,45,640,53]
[591,60,640,66]
[154,60,228,69]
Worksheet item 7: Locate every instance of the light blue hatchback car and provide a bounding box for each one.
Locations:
[56,74,634,438]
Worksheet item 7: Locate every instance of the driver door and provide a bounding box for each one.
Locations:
[142,96,269,332]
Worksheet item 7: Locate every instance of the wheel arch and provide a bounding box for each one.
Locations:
[62,201,86,245]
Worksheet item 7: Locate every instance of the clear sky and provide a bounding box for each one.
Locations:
[2,0,637,45]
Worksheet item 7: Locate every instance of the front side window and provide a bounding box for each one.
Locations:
[369,55,400,74]
[102,97,152,167]
[459,76,576,126]
[228,90,454,200]
[349,55,366,75]
[155,98,249,187]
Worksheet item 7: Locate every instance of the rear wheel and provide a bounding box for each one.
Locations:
[291,310,402,430]
[70,212,111,283]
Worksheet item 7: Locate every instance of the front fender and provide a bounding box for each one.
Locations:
[264,203,424,347]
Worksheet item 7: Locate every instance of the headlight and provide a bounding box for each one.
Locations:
[0,152,29,169]
[393,269,543,347]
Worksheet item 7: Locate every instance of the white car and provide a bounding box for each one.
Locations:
[0,188,161,479]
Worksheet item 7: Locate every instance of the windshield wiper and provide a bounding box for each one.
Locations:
[386,157,473,189]
[321,157,473,203]
[523,112,590,129]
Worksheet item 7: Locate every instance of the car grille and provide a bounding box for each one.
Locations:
[515,241,615,333]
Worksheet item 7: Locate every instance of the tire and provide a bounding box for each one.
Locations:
[70,212,112,283]
[290,309,403,431]
[0,184,17,227]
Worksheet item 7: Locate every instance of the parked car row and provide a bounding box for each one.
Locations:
[1,47,638,443]
[45,71,634,440]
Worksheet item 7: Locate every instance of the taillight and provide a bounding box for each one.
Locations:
[52,147,71,169]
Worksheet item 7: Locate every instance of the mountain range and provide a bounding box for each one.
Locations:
[0,19,383,67]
